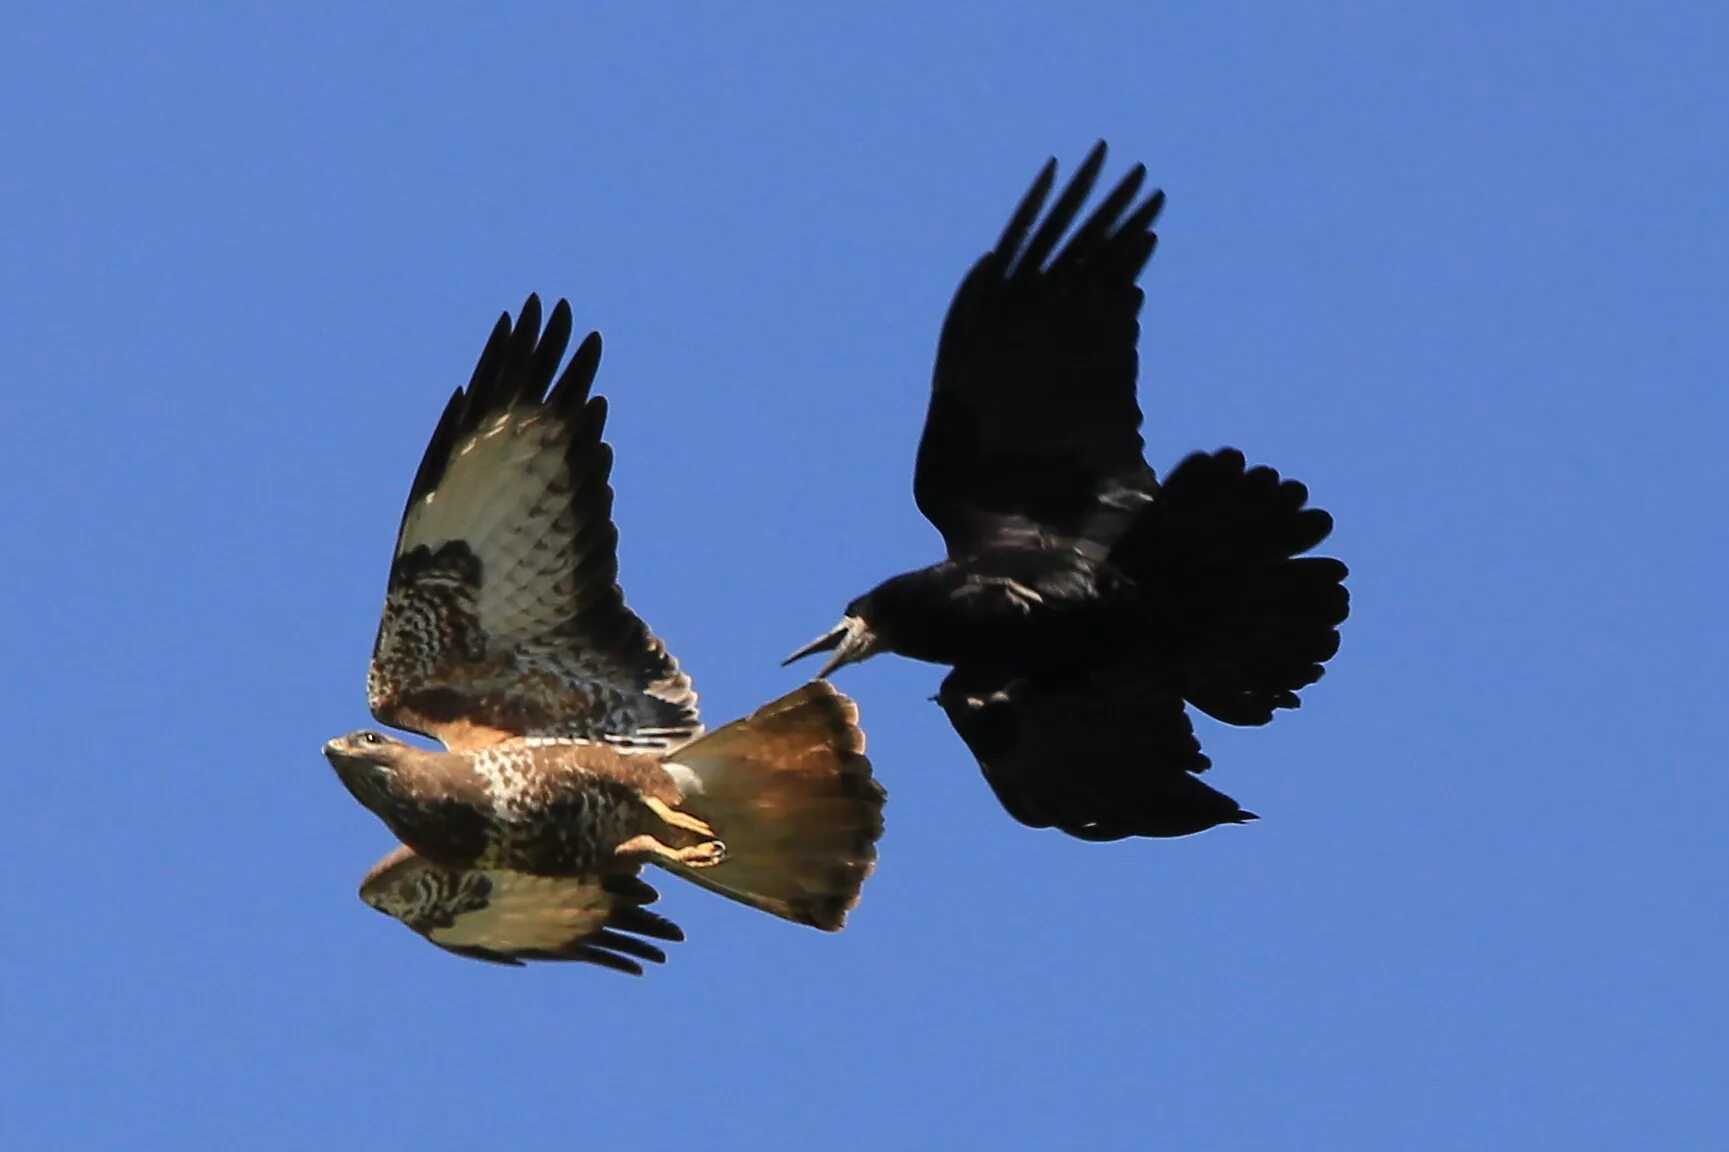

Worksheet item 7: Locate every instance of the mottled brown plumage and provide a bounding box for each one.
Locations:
[326,297,886,971]
[326,733,685,877]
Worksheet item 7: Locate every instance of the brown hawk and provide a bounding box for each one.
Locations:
[325,295,886,974]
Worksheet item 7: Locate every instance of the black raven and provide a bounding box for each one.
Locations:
[784,143,1349,841]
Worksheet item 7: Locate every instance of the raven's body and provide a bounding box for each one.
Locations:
[787,144,1349,841]
[855,549,1137,674]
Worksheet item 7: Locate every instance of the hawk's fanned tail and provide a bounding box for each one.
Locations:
[659,682,885,931]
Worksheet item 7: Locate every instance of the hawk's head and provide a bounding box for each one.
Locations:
[323,730,415,809]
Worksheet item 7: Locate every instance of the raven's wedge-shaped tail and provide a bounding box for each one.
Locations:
[1115,449,1350,727]
[660,682,885,930]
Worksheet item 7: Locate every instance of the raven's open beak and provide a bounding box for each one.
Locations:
[782,615,876,678]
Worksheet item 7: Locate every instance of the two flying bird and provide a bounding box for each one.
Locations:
[323,142,1349,972]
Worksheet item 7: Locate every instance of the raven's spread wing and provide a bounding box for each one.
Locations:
[358,845,684,974]
[935,665,1255,841]
[915,142,1164,560]
[367,296,700,752]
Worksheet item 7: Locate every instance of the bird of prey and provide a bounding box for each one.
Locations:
[785,143,1348,841]
[325,295,885,973]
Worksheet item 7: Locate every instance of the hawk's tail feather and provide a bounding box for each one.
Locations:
[659,681,885,931]
[1114,448,1349,726]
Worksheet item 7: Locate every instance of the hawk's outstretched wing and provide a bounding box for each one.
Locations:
[358,845,684,974]
[367,295,700,752]
[915,141,1164,561]
[935,664,1255,841]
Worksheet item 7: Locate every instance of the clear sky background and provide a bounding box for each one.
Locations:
[4,5,1725,1149]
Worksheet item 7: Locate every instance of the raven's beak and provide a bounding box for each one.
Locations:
[782,615,876,678]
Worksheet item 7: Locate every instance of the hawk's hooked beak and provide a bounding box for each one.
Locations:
[782,615,878,678]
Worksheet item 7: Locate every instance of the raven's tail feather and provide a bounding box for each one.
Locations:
[1113,448,1349,726]
[658,682,885,931]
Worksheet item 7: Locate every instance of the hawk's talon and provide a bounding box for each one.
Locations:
[641,795,716,838]
[614,833,727,869]
[678,839,727,868]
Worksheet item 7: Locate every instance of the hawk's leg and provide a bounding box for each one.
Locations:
[615,833,727,868]
[640,795,717,838]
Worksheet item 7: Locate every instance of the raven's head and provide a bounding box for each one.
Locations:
[783,568,954,676]
[781,596,881,678]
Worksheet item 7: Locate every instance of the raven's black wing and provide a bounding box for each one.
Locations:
[935,665,1255,841]
[914,142,1164,560]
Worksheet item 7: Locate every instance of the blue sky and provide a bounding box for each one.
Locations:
[4,4,1725,1148]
